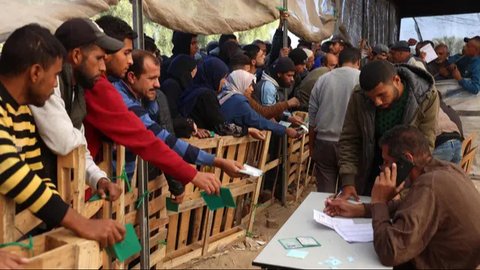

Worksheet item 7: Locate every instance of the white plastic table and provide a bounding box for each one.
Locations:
[252,192,390,269]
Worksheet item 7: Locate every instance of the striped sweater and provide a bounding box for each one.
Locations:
[0,82,69,228]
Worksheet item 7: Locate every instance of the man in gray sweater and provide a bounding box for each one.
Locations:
[308,47,361,192]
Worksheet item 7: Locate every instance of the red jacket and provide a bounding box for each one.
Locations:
[84,75,197,184]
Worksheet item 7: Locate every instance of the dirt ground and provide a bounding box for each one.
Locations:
[176,183,317,269]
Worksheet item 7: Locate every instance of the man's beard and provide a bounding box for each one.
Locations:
[74,67,96,89]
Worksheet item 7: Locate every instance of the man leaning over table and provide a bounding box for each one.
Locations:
[325,125,480,269]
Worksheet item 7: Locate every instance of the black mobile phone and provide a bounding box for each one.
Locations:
[395,156,414,186]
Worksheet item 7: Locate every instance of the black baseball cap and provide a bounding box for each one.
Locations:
[322,34,352,51]
[55,18,124,53]
[390,41,411,52]
[464,36,480,43]
[372,44,389,55]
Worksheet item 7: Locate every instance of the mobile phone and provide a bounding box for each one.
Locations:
[395,156,414,186]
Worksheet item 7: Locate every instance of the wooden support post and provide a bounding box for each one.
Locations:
[0,195,15,243]
[248,132,272,232]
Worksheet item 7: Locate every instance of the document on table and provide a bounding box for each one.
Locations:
[313,210,373,243]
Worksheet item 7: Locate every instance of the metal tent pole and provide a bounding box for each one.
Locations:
[132,0,144,49]
[281,0,288,206]
[132,1,149,269]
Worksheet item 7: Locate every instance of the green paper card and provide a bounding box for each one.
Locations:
[166,197,179,212]
[88,193,102,202]
[296,236,321,247]
[107,223,141,262]
[221,188,236,208]
[201,187,236,211]
[88,193,109,202]
[278,238,303,249]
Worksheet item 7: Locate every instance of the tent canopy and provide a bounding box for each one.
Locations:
[0,0,118,42]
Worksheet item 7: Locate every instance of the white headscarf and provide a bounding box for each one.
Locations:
[303,48,313,58]
[218,69,256,105]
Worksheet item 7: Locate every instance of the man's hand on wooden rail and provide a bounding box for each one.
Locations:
[0,250,29,269]
[96,178,122,201]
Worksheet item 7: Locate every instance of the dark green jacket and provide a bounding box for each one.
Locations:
[338,64,439,194]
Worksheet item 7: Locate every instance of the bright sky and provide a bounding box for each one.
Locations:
[400,13,480,40]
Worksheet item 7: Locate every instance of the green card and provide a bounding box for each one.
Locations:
[107,223,142,262]
[201,187,236,211]
[166,197,179,212]
[88,193,109,202]
[221,188,236,208]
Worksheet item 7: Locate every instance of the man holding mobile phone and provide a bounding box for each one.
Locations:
[325,126,480,269]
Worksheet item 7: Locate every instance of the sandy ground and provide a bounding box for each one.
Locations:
[176,183,317,269]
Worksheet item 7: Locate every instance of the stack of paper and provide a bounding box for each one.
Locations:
[313,210,373,243]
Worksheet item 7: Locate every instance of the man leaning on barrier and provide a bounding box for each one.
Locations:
[0,24,125,261]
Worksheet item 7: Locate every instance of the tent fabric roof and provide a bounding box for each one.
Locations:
[0,0,117,42]
[0,0,335,43]
[391,0,480,18]
[142,0,336,42]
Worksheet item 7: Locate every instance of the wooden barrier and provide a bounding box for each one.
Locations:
[286,111,313,202]
[461,132,478,175]
[0,146,101,268]
[0,146,89,244]
[1,132,271,269]
[0,228,101,269]
[162,132,271,268]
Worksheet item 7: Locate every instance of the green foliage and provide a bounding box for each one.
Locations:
[95,0,276,56]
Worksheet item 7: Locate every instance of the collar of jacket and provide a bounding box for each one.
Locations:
[261,70,279,88]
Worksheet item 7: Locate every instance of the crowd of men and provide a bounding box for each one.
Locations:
[0,10,479,269]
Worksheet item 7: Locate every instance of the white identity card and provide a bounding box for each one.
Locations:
[239,164,263,177]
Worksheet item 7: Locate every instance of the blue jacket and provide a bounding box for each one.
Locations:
[220,94,286,136]
[111,78,215,178]
[449,55,480,94]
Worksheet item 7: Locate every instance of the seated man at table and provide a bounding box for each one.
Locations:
[324,125,480,269]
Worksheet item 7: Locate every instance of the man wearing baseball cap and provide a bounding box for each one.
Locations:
[447,36,480,94]
[323,35,351,56]
[370,44,389,61]
[29,18,125,206]
[389,40,426,70]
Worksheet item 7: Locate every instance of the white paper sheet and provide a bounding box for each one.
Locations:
[239,164,263,177]
[420,44,438,64]
[313,210,373,243]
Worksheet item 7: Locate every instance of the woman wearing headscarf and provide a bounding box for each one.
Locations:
[160,31,199,82]
[178,57,263,138]
[161,54,205,138]
[218,69,299,138]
